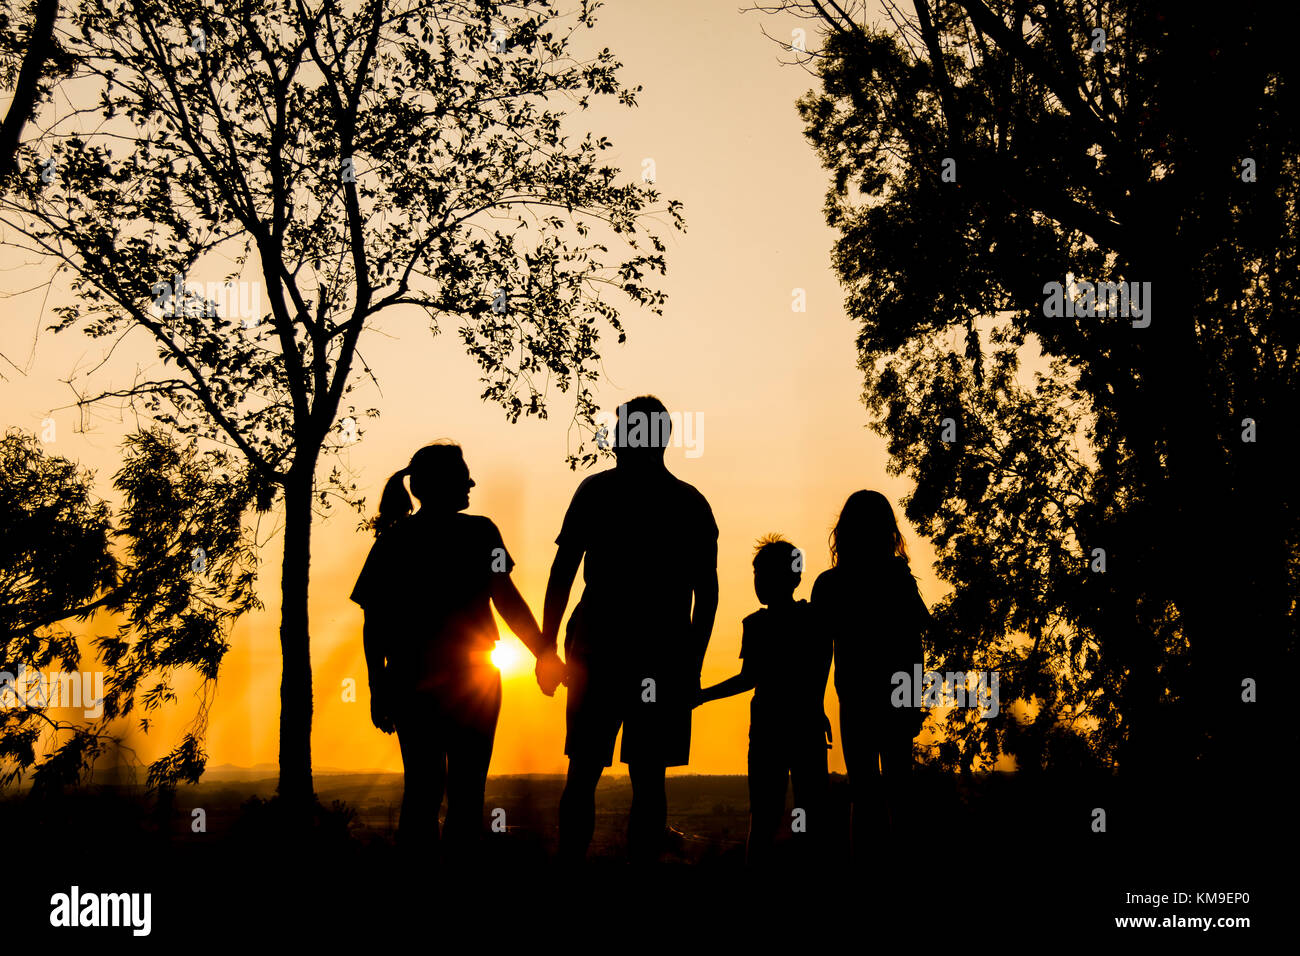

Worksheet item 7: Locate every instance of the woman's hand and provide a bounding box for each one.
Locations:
[370,684,396,734]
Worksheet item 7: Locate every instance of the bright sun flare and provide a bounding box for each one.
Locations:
[490,640,524,675]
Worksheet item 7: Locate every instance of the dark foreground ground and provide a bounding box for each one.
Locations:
[2,768,1282,942]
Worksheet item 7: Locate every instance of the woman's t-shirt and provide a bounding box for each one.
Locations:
[350,511,512,693]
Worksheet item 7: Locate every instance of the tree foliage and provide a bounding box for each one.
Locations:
[0,428,257,793]
[786,0,1296,771]
[1,0,683,800]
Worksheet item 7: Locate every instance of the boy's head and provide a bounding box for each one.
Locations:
[752,534,801,605]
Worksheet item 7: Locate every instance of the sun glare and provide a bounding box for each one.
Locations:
[490,639,524,675]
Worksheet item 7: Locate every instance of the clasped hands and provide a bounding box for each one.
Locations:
[535,648,567,697]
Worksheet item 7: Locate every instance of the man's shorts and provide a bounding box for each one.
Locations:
[564,650,693,767]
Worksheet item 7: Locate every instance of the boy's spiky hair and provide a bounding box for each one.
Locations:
[753,532,792,556]
[753,533,800,573]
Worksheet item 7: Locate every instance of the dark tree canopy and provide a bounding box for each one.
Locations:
[0,429,257,792]
[787,0,1296,772]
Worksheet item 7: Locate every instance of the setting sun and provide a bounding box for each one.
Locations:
[490,639,525,675]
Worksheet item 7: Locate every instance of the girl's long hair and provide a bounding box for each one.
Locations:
[372,442,464,537]
[829,489,909,567]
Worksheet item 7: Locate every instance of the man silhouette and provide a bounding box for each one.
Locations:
[543,395,718,862]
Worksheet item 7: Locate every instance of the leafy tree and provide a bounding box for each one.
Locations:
[0,0,67,179]
[774,1,1295,772]
[0,428,257,793]
[1,0,683,803]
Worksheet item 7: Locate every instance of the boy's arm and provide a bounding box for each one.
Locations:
[696,670,756,706]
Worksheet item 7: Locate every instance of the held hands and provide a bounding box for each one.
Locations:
[823,713,834,750]
[535,648,567,697]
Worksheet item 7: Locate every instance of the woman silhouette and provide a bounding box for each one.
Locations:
[350,442,562,858]
[811,490,929,858]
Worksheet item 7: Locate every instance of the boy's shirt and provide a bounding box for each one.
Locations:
[740,599,831,741]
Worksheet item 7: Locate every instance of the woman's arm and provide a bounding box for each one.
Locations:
[490,572,545,656]
[491,572,566,696]
[362,611,395,734]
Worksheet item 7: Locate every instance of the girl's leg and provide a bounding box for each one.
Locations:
[840,706,887,861]
[878,733,914,834]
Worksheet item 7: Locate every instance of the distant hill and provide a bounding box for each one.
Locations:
[201,763,400,781]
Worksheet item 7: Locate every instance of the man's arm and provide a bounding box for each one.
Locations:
[689,565,719,675]
[543,543,583,652]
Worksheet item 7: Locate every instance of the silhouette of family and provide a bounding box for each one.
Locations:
[350,396,930,864]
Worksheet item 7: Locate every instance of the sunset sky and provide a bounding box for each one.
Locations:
[1,0,949,778]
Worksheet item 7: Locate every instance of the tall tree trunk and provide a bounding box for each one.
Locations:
[0,0,58,179]
[277,470,315,806]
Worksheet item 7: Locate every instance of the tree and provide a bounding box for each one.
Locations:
[1,0,683,804]
[0,428,257,793]
[0,0,65,179]
[771,1,1296,772]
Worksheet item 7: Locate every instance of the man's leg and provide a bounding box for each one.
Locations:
[558,650,620,862]
[559,758,604,862]
[627,761,668,863]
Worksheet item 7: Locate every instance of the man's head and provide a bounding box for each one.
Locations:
[613,395,671,467]
[752,534,801,606]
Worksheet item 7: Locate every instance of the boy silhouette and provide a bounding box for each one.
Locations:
[696,535,832,864]
[543,396,718,862]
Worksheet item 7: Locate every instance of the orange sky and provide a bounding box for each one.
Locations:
[1,0,951,778]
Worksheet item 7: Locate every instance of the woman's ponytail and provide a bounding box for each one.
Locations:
[373,469,412,537]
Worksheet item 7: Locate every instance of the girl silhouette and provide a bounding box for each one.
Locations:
[350,442,562,857]
[811,490,929,857]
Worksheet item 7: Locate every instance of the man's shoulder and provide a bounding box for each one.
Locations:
[663,474,716,528]
[571,467,617,497]
[666,472,710,502]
